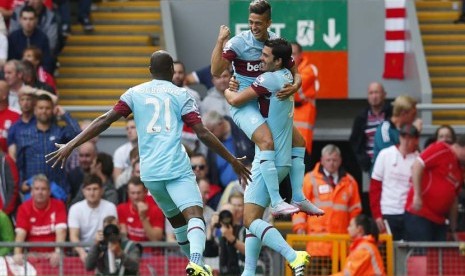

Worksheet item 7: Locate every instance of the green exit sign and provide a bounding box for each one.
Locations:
[230,0,348,51]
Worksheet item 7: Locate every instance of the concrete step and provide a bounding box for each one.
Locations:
[57,77,149,88]
[59,56,148,66]
[59,88,123,97]
[431,76,465,86]
[429,66,465,76]
[420,24,465,34]
[433,98,465,104]
[427,55,465,65]
[66,35,151,46]
[91,11,160,21]
[433,87,465,96]
[423,34,465,45]
[98,1,160,8]
[433,110,465,118]
[416,1,461,10]
[70,24,161,35]
[60,99,117,106]
[418,11,460,22]
[61,46,158,56]
[59,67,149,78]
[425,45,465,55]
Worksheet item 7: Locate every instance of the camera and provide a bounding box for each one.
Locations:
[99,224,121,251]
[214,209,233,228]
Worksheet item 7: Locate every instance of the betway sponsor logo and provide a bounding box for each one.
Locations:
[235,59,262,77]
[247,62,261,72]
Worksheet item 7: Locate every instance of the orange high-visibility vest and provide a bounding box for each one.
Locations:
[292,163,362,256]
[332,235,386,276]
[293,58,318,154]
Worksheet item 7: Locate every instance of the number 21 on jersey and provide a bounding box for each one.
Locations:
[145,98,171,133]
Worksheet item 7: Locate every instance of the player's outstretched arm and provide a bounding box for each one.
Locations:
[211,25,231,77]
[276,65,302,100]
[191,122,251,184]
[45,109,123,169]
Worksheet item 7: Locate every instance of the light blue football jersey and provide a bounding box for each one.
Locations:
[252,68,294,166]
[120,80,198,182]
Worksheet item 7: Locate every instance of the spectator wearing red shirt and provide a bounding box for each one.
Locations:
[13,174,67,266]
[0,80,20,153]
[117,177,164,242]
[405,135,465,241]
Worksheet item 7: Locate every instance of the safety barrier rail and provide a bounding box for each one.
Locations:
[285,233,393,276]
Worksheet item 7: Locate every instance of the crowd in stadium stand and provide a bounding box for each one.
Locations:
[1,1,465,275]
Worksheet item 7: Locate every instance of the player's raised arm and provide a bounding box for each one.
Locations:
[191,122,251,184]
[211,25,232,77]
[45,109,123,169]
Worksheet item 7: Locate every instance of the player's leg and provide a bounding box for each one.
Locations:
[145,180,192,258]
[290,126,324,215]
[165,174,212,275]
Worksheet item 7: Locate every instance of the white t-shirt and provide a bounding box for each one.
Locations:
[68,199,117,244]
[371,145,419,215]
[113,141,133,170]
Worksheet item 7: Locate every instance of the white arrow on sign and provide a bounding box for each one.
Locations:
[323,18,341,48]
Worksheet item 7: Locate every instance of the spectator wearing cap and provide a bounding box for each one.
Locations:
[369,124,420,240]
[404,134,465,241]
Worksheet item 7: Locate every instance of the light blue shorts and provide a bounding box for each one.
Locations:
[230,102,266,139]
[244,164,291,208]
[144,172,203,218]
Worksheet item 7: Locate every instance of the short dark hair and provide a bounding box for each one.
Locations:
[264,38,292,69]
[21,60,37,80]
[82,174,103,188]
[36,94,53,103]
[173,60,185,71]
[103,224,121,243]
[20,5,36,17]
[149,50,174,80]
[249,0,271,19]
[128,176,144,187]
[354,214,379,242]
[96,152,113,178]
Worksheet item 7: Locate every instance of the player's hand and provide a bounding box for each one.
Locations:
[228,76,239,92]
[277,83,298,100]
[217,25,231,42]
[232,156,251,186]
[375,218,386,233]
[411,194,422,211]
[45,143,74,169]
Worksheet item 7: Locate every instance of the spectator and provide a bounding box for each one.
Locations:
[21,59,54,93]
[404,135,465,241]
[115,146,139,190]
[292,144,361,275]
[332,214,386,276]
[0,150,19,215]
[117,158,140,203]
[424,124,456,149]
[185,64,214,90]
[64,119,99,174]
[9,0,58,54]
[172,60,201,104]
[117,177,164,242]
[112,117,137,182]
[15,94,80,197]
[0,210,14,256]
[373,95,419,164]
[7,6,53,74]
[22,47,56,91]
[370,124,420,240]
[349,82,391,213]
[85,224,141,276]
[3,59,25,112]
[454,0,465,24]
[0,0,14,20]
[68,174,117,264]
[200,68,231,117]
[71,153,118,205]
[203,110,254,188]
[0,79,20,153]
[191,152,222,210]
[13,174,67,267]
[66,141,97,203]
[291,41,318,156]
[7,92,35,160]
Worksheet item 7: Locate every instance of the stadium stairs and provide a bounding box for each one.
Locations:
[416,0,465,125]
[57,0,161,127]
